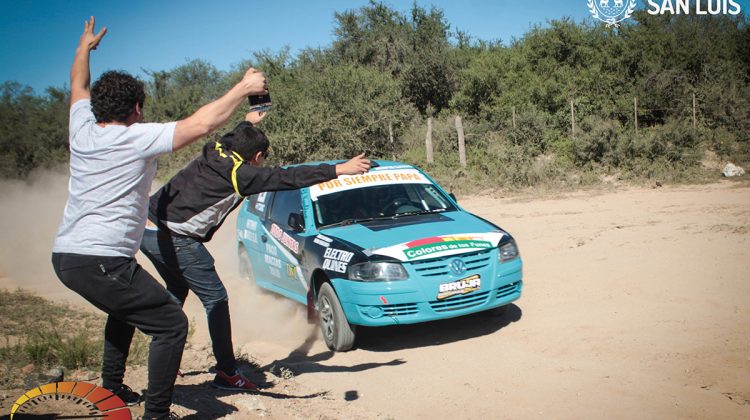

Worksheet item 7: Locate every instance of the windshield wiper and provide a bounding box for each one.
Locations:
[391,208,447,219]
[320,209,448,228]
[321,216,390,229]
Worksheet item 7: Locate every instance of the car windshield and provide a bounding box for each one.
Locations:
[313,182,457,227]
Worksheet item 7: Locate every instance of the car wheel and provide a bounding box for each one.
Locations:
[317,283,356,352]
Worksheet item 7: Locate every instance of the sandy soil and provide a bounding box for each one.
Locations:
[1,177,749,419]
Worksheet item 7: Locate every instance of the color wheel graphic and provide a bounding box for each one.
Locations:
[10,381,131,419]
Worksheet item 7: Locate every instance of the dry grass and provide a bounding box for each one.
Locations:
[0,288,149,388]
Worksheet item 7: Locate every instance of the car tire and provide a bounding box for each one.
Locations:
[317,283,356,352]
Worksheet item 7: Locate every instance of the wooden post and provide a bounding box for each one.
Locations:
[388,122,395,160]
[634,97,639,136]
[692,92,697,129]
[570,99,576,136]
[456,116,466,168]
[425,117,434,164]
[512,106,517,129]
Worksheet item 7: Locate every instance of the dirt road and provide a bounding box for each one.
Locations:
[2,179,749,419]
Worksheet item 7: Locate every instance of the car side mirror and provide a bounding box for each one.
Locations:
[288,213,305,232]
[449,192,457,202]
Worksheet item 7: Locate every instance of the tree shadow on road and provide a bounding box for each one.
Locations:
[355,304,523,352]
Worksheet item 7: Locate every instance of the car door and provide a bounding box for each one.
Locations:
[237,192,274,288]
[262,189,308,302]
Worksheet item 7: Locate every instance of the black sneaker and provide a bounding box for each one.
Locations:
[108,384,142,406]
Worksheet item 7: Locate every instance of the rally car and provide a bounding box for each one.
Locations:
[236,161,523,351]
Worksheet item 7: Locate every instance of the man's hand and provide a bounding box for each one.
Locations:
[79,16,107,51]
[239,68,268,96]
[172,67,266,151]
[335,153,371,176]
[70,16,106,106]
[245,111,267,125]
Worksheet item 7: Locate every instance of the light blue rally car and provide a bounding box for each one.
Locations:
[236,161,522,351]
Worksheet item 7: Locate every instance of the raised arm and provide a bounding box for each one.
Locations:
[233,154,372,196]
[242,111,370,176]
[335,153,371,176]
[70,16,107,107]
[172,68,268,151]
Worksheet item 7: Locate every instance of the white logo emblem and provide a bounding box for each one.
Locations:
[588,0,637,27]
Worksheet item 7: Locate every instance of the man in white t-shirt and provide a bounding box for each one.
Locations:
[51,17,267,420]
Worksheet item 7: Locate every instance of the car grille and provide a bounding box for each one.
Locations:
[366,281,521,319]
[410,249,493,277]
[429,290,490,312]
[429,281,521,313]
[497,281,520,299]
[381,303,418,316]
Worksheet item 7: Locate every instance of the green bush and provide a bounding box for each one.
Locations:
[1,5,748,187]
[573,116,625,166]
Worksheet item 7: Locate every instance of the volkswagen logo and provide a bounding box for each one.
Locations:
[449,259,467,275]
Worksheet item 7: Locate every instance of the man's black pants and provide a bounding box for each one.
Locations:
[52,253,187,419]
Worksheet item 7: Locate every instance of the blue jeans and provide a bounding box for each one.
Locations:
[140,228,236,373]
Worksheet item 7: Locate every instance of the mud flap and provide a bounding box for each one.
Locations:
[306,289,318,324]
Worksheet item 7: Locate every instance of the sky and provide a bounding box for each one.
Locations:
[1,0,748,94]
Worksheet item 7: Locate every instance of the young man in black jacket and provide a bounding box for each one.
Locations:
[139,111,369,390]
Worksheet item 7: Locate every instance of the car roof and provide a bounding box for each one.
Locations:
[284,160,417,170]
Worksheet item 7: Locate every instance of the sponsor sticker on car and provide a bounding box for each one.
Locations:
[269,223,300,253]
[372,232,505,262]
[322,247,354,273]
[314,234,333,248]
[437,274,481,300]
[309,168,429,200]
[255,192,268,212]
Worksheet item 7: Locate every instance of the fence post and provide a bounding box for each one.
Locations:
[425,117,434,164]
[692,92,697,129]
[456,116,466,168]
[570,99,576,137]
[634,97,639,136]
[388,122,395,160]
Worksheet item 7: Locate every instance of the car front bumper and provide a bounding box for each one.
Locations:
[331,256,522,327]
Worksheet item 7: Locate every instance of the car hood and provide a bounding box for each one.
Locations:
[319,211,507,262]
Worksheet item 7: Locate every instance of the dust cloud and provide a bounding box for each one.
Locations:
[0,167,86,305]
[0,166,319,349]
[137,216,319,352]
[201,212,319,349]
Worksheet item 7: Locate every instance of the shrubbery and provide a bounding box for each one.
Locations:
[1,4,748,191]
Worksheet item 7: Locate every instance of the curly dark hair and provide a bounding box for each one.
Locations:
[90,71,145,123]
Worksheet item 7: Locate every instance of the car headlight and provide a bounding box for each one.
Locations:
[498,238,519,262]
[348,262,408,282]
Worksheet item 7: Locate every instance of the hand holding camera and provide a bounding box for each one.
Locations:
[248,92,272,113]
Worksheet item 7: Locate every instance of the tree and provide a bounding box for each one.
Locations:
[0,82,69,178]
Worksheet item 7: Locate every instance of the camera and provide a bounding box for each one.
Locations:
[248,93,272,112]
